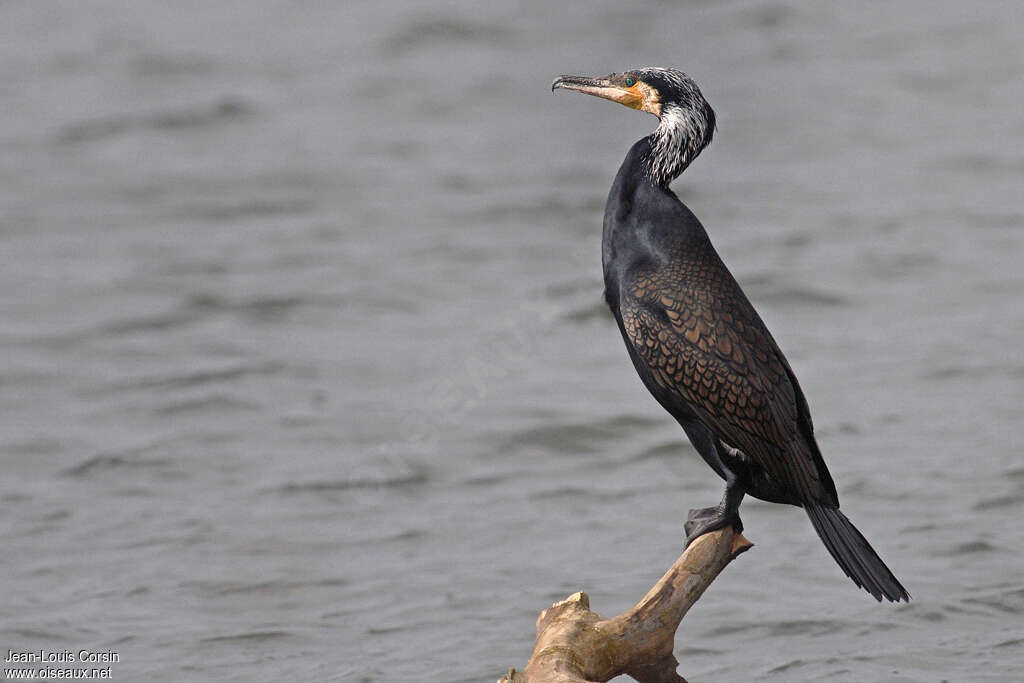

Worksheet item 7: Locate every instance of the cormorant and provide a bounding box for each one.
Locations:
[553,67,909,602]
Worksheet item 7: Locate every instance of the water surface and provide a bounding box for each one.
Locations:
[2,1,1023,680]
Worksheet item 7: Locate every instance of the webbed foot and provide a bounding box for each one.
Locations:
[684,504,743,547]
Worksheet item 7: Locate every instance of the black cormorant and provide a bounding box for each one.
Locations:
[553,67,909,602]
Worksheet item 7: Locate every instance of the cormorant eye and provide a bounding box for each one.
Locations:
[624,76,637,87]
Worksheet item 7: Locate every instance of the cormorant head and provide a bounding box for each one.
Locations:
[552,67,715,186]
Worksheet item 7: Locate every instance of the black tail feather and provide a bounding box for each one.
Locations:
[805,505,910,602]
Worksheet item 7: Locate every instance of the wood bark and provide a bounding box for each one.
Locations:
[500,528,752,683]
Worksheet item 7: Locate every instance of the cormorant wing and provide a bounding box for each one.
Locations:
[618,262,837,505]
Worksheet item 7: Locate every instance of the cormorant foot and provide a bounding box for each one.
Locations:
[684,505,743,547]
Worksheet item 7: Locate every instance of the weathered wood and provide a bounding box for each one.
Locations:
[500,528,752,683]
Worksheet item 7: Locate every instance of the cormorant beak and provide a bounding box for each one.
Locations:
[552,74,646,112]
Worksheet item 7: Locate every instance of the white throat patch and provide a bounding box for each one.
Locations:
[644,104,710,187]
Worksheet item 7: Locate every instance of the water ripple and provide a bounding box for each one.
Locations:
[58,98,253,144]
[62,454,175,478]
[200,631,292,644]
[938,540,998,555]
[381,16,515,55]
[499,414,664,454]
[153,395,261,416]
[973,493,1024,511]
[962,587,1024,616]
[83,361,291,396]
[627,441,690,463]
[187,578,349,597]
[271,472,429,495]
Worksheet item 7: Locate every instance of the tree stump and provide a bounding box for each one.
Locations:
[500,527,752,683]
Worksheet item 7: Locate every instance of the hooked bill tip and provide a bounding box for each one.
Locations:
[551,75,581,92]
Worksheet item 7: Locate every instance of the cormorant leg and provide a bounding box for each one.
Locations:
[677,422,749,545]
[684,475,745,547]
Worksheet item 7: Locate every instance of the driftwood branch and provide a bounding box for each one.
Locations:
[501,528,752,683]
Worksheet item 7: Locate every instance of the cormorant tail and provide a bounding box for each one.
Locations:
[805,505,910,602]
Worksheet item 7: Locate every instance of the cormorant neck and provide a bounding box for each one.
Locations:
[641,103,713,188]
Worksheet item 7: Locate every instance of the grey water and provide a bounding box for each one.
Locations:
[1,1,1022,681]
